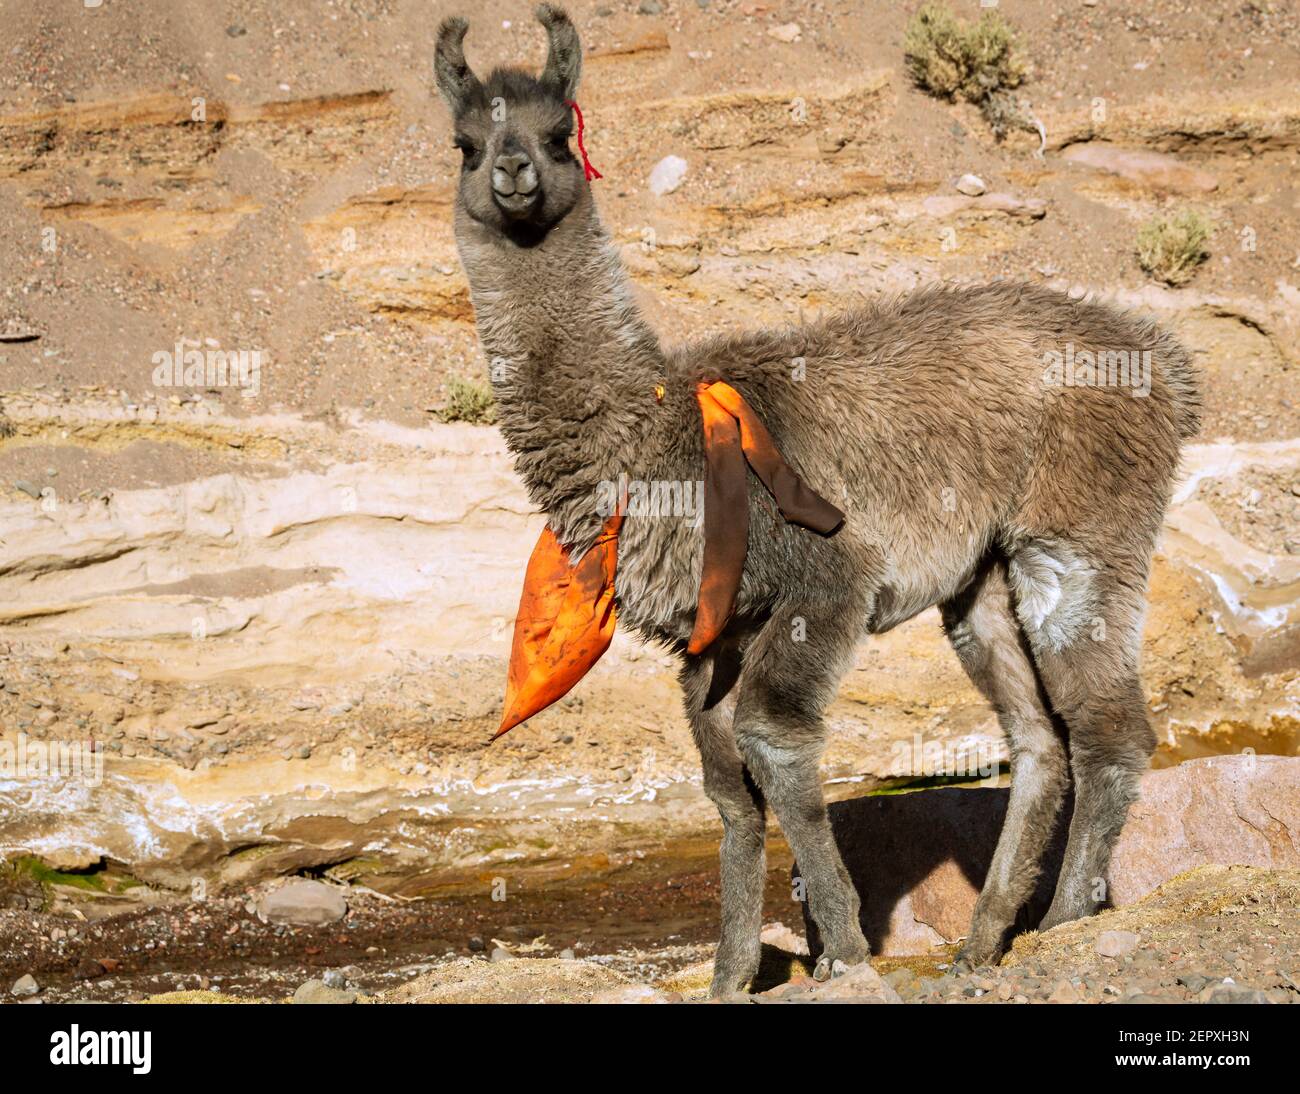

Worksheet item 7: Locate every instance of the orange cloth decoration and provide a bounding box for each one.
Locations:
[494,381,843,738]
[495,510,623,738]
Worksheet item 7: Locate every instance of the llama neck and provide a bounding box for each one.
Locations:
[456,191,665,549]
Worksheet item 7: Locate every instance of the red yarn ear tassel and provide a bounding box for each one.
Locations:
[564,99,603,181]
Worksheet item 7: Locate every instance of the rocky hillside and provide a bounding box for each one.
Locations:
[0,0,1297,987]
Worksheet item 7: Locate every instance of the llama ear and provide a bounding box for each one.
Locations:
[536,4,582,100]
[435,16,480,115]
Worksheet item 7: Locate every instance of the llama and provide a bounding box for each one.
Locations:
[436,5,1200,996]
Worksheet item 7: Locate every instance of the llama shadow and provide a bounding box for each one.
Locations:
[799,785,1072,960]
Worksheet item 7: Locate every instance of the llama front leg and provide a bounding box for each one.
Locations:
[680,646,767,996]
[732,604,869,980]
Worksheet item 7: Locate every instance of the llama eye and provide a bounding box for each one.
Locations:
[453,138,482,169]
[547,134,572,157]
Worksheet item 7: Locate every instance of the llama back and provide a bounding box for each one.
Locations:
[645,282,1201,635]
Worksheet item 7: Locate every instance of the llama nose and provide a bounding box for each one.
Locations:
[492,151,538,197]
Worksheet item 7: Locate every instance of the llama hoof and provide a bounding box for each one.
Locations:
[813,954,865,982]
[708,951,760,997]
[813,956,844,982]
[947,951,993,977]
[708,972,755,998]
[950,942,1003,975]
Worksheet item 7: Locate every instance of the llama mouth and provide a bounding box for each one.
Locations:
[493,190,540,219]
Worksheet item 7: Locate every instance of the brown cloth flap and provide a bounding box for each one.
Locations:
[687,381,845,655]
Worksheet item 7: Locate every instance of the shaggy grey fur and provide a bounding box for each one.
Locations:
[438,6,1200,996]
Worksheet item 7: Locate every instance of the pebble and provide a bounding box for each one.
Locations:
[955,173,987,196]
[649,155,688,196]
[292,979,357,1004]
[1207,986,1270,1004]
[589,984,672,1003]
[75,959,106,980]
[1047,979,1080,1003]
[256,879,348,927]
[11,974,39,996]
[1095,929,1140,958]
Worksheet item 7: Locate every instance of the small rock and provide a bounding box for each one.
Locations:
[589,984,671,1004]
[767,23,802,43]
[559,948,576,960]
[1095,929,1140,958]
[322,969,348,989]
[649,155,688,196]
[764,974,818,998]
[1047,979,1080,1004]
[1061,143,1217,194]
[292,979,357,1004]
[1207,986,1270,1004]
[468,936,486,952]
[637,0,662,13]
[489,947,512,963]
[760,921,810,955]
[75,959,106,981]
[954,173,987,196]
[810,963,902,1003]
[257,880,348,927]
[11,974,39,996]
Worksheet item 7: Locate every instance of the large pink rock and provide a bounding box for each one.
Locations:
[1110,755,1299,904]
[801,755,1298,956]
[1061,142,1219,193]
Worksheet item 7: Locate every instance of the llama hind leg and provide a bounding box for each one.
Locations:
[732,602,868,980]
[940,559,1069,970]
[1009,547,1157,930]
[681,644,767,996]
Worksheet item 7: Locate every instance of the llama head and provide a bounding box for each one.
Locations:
[436,5,586,244]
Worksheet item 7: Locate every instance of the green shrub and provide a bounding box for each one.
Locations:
[433,375,497,425]
[1137,210,1213,286]
[904,1,1027,103]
